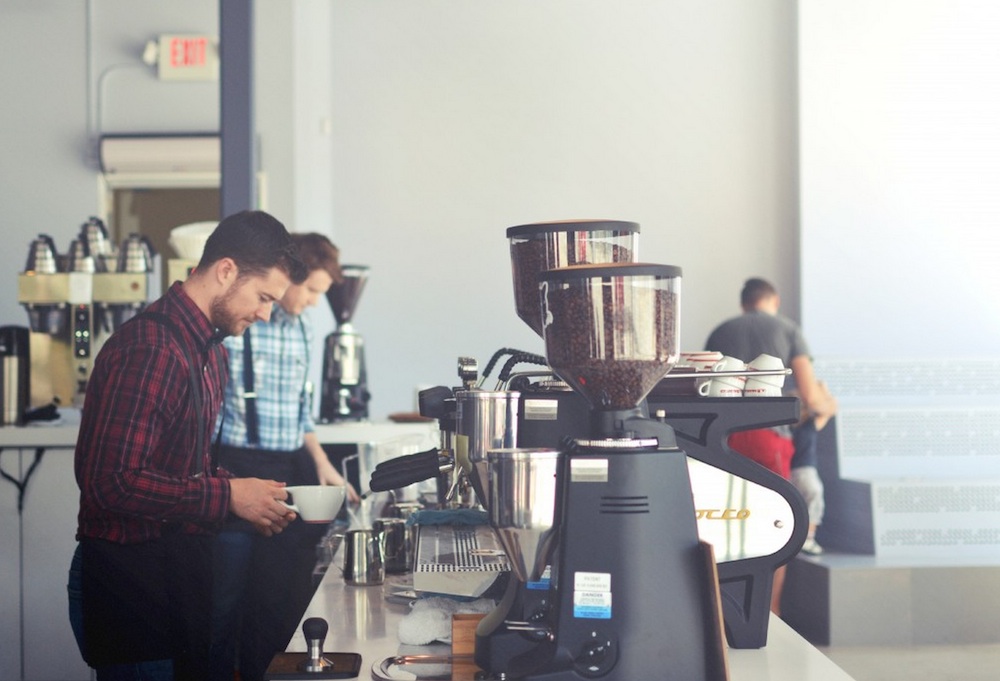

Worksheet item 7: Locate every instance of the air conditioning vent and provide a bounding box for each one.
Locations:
[99,134,220,174]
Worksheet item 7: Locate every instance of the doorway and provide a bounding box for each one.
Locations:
[106,186,219,293]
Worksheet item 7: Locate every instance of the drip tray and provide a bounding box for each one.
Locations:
[412,525,509,598]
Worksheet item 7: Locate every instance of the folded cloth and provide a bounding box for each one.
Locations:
[397,596,495,646]
[405,509,488,527]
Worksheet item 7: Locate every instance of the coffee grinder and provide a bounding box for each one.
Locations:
[320,264,371,422]
[477,263,728,681]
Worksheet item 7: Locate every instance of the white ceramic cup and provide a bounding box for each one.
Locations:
[678,351,724,372]
[283,485,347,524]
[697,355,747,397]
[744,354,786,397]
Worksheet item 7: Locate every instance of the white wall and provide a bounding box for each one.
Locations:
[800,0,1000,359]
[322,0,799,415]
[0,0,799,419]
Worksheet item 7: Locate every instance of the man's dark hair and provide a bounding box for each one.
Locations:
[741,277,778,309]
[198,210,307,284]
[289,233,343,284]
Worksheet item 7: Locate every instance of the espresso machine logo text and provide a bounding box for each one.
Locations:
[696,508,751,520]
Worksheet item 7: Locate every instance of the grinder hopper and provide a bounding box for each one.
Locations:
[539,262,681,417]
[325,264,369,329]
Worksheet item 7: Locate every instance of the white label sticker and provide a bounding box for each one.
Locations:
[573,571,612,619]
[570,459,608,483]
[523,398,559,421]
[574,572,611,591]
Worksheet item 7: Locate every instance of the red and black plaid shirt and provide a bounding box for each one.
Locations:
[75,282,232,544]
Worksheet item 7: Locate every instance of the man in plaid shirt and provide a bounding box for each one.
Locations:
[73,211,307,679]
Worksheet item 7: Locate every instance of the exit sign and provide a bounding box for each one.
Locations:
[158,34,218,81]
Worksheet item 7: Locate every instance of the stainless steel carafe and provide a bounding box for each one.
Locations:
[0,326,29,426]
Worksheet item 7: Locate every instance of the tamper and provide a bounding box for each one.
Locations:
[300,617,334,673]
[264,616,361,679]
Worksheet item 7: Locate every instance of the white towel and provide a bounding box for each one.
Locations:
[396,596,495,645]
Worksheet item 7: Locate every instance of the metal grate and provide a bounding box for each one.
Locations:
[414,525,509,574]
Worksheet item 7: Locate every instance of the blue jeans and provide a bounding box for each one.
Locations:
[209,530,254,681]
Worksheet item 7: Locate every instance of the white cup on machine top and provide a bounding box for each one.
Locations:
[743,354,786,397]
[696,355,747,397]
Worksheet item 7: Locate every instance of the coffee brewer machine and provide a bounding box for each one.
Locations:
[476,263,728,681]
[18,234,95,408]
[320,265,371,422]
[17,220,159,408]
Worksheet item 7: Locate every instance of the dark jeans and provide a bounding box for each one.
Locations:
[69,546,175,680]
[791,418,819,469]
[70,533,212,680]
[210,445,324,681]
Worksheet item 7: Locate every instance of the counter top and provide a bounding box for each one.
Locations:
[289,546,857,681]
[0,413,437,450]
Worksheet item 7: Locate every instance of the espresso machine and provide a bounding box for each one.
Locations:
[319,264,371,422]
[477,263,728,681]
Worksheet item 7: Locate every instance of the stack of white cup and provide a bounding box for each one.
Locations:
[678,352,785,397]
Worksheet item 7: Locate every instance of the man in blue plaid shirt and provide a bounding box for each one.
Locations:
[210,232,359,681]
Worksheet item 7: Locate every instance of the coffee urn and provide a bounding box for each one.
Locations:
[319,265,371,422]
[0,326,30,426]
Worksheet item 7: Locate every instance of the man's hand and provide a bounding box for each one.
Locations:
[228,478,297,536]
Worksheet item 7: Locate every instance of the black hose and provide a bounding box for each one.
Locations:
[481,347,534,379]
[497,352,549,384]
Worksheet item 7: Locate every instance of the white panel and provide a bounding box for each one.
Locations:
[815,357,1000,403]
[873,480,1000,558]
[837,407,1000,480]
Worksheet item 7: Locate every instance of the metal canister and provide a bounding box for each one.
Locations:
[454,389,519,509]
[342,529,385,586]
[373,517,410,573]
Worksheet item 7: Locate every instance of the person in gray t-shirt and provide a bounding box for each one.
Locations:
[705,277,837,614]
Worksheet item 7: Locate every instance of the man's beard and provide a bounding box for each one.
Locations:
[209,284,248,337]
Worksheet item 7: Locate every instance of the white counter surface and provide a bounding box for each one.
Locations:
[0,411,436,450]
[290,547,857,681]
